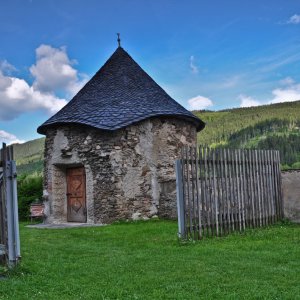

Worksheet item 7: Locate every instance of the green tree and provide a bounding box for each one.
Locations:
[17,173,43,220]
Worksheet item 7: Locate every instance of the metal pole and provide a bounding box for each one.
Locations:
[5,161,15,266]
[0,144,7,265]
[5,160,20,267]
[176,160,185,238]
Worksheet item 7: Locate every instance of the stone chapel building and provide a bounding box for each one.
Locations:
[37,45,205,224]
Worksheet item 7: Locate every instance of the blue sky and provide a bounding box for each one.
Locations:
[0,0,300,143]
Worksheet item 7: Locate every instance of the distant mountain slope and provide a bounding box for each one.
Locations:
[12,100,300,175]
[194,100,300,169]
[13,137,45,175]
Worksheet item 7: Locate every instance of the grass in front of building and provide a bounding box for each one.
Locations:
[0,220,299,299]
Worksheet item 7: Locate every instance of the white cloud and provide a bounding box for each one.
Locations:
[221,75,240,88]
[270,84,300,104]
[0,130,24,145]
[279,76,295,86]
[189,55,198,74]
[259,53,300,72]
[30,44,87,96]
[0,71,67,120]
[239,80,300,107]
[239,94,261,107]
[0,44,88,121]
[287,14,300,24]
[187,95,213,110]
[0,60,17,74]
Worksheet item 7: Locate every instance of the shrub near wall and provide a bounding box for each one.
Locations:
[17,173,43,220]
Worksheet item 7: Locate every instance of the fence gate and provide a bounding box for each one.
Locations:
[176,146,283,240]
[0,143,20,267]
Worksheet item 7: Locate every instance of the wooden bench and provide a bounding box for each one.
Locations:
[29,203,45,222]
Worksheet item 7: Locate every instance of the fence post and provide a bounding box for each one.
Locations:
[277,151,284,219]
[11,161,20,260]
[5,160,20,267]
[176,159,185,238]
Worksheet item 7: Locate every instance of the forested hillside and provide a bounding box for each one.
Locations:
[195,100,300,169]
[13,137,45,175]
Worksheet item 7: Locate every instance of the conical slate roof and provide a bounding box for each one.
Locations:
[37,47,205,134]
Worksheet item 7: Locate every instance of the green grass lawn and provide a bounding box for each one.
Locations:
[0,220,299,300]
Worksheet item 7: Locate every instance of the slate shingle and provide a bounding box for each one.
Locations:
[37,47,205,134]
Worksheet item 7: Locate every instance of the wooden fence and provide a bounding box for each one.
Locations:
[175,146,283,240]
[0,143,20,267]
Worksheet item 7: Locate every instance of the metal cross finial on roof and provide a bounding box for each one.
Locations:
[117,33,121,47]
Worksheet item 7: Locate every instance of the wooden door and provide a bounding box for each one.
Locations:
[66,167,87,223]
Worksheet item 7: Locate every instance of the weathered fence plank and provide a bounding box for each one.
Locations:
[277,151,284,219]
[272,152,280,220]
[227,149,235,232]
[251,150,256,227]
[223,149,230,234]
[192,147,198,239]
[269,151,275,223]
[203,147,211,236]
[175,160,185,238]
[194,147,202,239]
[212,149,219,236]
[176,146,283,240]
[0,143,20,267]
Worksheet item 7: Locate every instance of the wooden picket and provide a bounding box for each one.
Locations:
[0,143,20,267]
[176,146,283,240]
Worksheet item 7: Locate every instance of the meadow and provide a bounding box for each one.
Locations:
[0,220,299,299]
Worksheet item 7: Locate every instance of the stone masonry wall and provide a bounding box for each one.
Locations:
[281,170,300,223]
[43,117,197,224]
